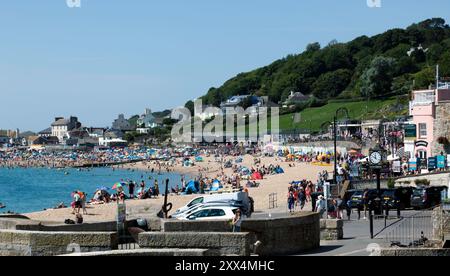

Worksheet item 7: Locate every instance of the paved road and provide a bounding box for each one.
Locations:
[301,210,432,256]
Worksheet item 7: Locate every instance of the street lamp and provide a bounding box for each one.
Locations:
[333,107,350,195]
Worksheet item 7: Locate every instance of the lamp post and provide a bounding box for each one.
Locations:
[333,108,350,195]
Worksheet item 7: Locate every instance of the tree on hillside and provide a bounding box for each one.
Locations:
[311,69,353,99]
[360,56,397,99]
[185,100,195,115]
[306,42,321,52]
[413,67,435,89]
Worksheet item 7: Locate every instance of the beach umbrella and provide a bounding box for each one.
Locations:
[112,182,124,190]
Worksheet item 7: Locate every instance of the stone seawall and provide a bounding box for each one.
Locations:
[241,212,320,256]
[0,230,118,256]
[139,232,251,256]
[320,219,344,240]
[381,248,450,256]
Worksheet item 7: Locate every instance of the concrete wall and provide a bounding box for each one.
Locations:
[396,172,450,188]
[433,102,450,156]
[241,212,320,256]
[0,230,118,256]
[381,248,450,256]
[63,248,209,256]
[320,219,344,240]
[161,220,231,233]
[0,217,117,232]
[139,232,251,256]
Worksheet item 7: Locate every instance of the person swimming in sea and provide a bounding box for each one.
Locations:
[0,202,6,209]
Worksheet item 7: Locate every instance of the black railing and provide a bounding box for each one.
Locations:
[383,207,446,248]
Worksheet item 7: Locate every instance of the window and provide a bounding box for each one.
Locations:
[419,123,427,138]
[209,209,226,217]
[190,209,210,219]
[188,197,204,207]
[418,150,427,159]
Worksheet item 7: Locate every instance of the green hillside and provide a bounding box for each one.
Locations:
[279,97,408,133]
[190,18,450,110]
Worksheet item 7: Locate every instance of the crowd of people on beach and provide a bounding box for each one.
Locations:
[0,147,155,169]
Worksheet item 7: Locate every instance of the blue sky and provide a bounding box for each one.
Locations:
[0,0,449,132]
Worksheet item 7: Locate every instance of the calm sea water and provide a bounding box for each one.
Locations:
[0,167,183,214]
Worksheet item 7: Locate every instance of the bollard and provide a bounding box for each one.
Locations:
[369,208,374,239]
[358,208,361,220]
[397,205,401,219]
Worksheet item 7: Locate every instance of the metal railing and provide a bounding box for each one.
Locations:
[269,193,278,210]
[384,206,447,248]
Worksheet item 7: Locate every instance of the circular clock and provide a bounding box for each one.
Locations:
[370,151,382,165]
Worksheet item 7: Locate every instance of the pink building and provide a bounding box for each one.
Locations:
[409,85,450,159]
[409,89,435,159]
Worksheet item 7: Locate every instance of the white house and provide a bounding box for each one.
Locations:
[51,117,81,143]
[137,108,158,128]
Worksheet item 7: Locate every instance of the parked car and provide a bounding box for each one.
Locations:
[349,190,364,210]
[178,206,239,221]
[349,189,387,211]
[411,186,447,209]
[170,201,244,219]
[173,192,250,216]
[381,189,399,209]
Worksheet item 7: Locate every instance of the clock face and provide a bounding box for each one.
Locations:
[370,152,382,165]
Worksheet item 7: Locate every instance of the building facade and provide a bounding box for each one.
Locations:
[408,85,450,158]
[112,114,133,131]
[51,117,81,143]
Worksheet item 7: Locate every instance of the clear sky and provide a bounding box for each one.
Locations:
[0,0,449,132]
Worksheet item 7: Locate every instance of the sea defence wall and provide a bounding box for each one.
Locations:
[0,218,117,232]
[241,213,320,256]
[320,219,344,240]
[139,232,251,256]
[154,212,321,256]
[0,230,118,256]
[380,248,450,256]
[63,248,209,256]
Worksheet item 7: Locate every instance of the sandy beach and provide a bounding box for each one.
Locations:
[25,155,333,223]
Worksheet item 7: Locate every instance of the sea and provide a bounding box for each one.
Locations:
[0,167,183,214]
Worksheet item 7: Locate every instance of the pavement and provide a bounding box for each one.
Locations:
[301,210,431,256]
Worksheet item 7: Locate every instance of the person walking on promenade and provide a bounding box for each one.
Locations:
[315,195,327,218]
[363,188,369,220]
[232,209,242,232]
[298,187,306,210]
[288,189,295,213]
[336,196,344,219]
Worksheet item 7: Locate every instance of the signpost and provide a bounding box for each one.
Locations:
[117,202,127,240]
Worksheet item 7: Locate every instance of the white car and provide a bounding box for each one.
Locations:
[174,192,249,215]
[171,201,242,219]
[177,206,239,221]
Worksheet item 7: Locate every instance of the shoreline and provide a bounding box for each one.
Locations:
[21,155,331,223]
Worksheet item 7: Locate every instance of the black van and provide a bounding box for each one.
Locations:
[411,186,447,209]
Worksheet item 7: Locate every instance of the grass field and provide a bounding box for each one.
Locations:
[278,98,407,132]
